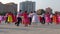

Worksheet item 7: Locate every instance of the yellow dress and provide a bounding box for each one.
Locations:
[8,15,12,22]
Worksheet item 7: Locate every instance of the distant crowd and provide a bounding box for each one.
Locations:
[0,10,60,27]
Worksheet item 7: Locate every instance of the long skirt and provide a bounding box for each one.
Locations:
[12,16,17,23]
[7,16,12,23]
[32,16,40,23]
[45,17,51,23]
[57,17,60,24]
[39,16,45,24]
[53,16,58,24]
[22,18,30,25]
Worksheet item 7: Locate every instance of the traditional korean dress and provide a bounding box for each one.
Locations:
[12,14,17,23]
[0,15,2,23]
[22,12,30,26]
[7,13,13,23]
[8,15,12,23]
[38,15,42,23]
[53,15,57,24]
[32,13,40,23]
[45,14,51,23]
[6,12,17,23]
[57,15,60,24]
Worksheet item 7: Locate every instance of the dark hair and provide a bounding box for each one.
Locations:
[25,11,27,13]
[8,12,11,13]
[30,11,33,13]
[19,10,22,12]
[34,11,36,13]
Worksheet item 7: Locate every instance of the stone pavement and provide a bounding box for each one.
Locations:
[0,22,60,34]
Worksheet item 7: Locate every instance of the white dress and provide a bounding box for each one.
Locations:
[32,13,40,23]
[28,13,33,18]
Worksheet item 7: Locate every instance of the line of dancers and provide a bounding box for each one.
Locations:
[0,11,60,27]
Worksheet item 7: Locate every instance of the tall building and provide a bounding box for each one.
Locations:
[0,2,5,14]
[0,2,17,15]
[20,1,36,13]
[4,3,17,15]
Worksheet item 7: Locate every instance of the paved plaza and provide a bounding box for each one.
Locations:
[0,22,60,34]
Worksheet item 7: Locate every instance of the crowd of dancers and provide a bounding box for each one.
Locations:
[0,10,60,27]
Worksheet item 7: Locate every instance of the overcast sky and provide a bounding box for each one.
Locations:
[0,0,60,12]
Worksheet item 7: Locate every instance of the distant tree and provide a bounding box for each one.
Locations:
[45,7,52,14]
[37,9,45,15]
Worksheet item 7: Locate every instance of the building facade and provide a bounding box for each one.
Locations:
[4,3,17,15]
[20,1,35,13]
[0,2,5,15]
[0,2,17,15]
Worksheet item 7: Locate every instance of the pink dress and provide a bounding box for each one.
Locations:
[22,12,30,25]
[57,15,60,23]
[0,16,2,23]
[45,14,51,23]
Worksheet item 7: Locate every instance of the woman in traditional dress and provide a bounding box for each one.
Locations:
[44,12,51,25]
[38,15,43,24]
[32,11,40,26]
[52,12,58,24]
[8,15,12,23]
[22,11,30,27]
[0,15,3,23]
[7,12,13,23]
[6,12,17,24]
[57,13,60,24]
[12,14,17,23]
[52,14,57,24]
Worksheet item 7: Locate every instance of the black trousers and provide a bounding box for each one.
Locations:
[41,17,45,24]
[15,17,22,26]
[29,17,32,25]
[5,17,8,23]
[50,18,53,24]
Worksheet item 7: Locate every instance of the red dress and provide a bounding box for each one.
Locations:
[57,15,60,24]
[38,16,42,23]
[22,12,30,25]
[12,14,17,23]
[6,13,17,23]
